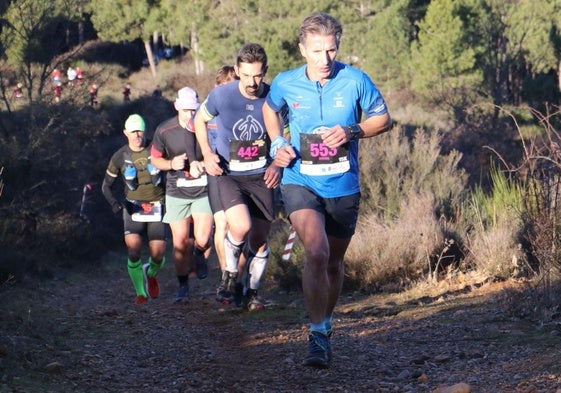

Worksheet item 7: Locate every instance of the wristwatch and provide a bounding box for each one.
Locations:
[345,124,365,141]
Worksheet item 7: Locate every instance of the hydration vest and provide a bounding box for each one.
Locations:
[122,149,161,191]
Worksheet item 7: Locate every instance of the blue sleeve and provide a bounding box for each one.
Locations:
[359,72,388,118]
[265,75,286,113]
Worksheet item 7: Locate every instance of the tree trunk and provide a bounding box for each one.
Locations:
[152,31,159,56]
[191,24,203,75]
[78,5,84,44]
[558,60,561,94]
[144,40,157,78]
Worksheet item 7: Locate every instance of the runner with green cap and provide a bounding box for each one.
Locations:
[102,114,168,305]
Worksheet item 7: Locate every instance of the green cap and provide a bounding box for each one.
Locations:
[124,114,146,133]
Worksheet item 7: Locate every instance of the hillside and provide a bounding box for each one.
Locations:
[2,38,561,393]
[1,252,561,393]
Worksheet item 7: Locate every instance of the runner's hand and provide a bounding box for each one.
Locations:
[112,204,123,215]
[203,153,223,176]
[189,161,205,178]
[264,162,280,189]
[321,125,348,148]
[170,153,187,170]
[274,145,296,168]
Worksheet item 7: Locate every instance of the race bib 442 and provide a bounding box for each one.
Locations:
[228,139,267,172]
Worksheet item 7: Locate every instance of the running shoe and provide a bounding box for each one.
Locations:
[193,248,208,279]
[215,271,234,304]
[234,282,244,307]
[302,331,329,369]
[243,289,264,311]
[327,330,333,365]
[143,263,160,299]
[134,295,148,305]
[174,283,189,303]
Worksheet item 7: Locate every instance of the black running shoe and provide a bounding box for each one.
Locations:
[216,271,234,304]
[194,248,208,279]
[234,282,244,307]
[243,289,264,311]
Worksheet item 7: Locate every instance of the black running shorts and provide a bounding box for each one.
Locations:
[280,184,360,238]
[207,174,224,214]
[123,207,168,241]
[215,173,275,222]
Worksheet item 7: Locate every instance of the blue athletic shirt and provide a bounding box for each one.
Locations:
[200,81,271,176]
[266,61,388,198]
[205,98,218,151]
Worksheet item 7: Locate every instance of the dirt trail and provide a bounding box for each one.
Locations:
[1,253,561,392]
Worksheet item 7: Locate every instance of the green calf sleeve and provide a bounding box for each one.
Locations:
[148,256,165,277]
[127,259,147,297]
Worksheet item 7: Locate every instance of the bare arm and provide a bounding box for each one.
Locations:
[150,155,172,171]
[150,145,187,172]
[359,112,393,138]
[263,101,283,141]
[263,102,296,168]
[321,113,393,149]
[194,108,222,176]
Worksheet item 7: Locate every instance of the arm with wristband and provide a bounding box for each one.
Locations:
[263,102,296,167]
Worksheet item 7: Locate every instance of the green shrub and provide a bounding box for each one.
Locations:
[460,164,527,279]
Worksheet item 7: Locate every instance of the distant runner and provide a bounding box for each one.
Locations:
[102,114,167,305]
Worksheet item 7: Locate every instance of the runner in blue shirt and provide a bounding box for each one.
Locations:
[205,66,242,304]
[263,12,393,369]
[194,43,280,311]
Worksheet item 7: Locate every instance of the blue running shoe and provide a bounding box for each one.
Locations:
[302,331,329,369]
[327,330,333,365]
[174,283,189,303]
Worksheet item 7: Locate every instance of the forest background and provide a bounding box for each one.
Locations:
[2,0,561,319]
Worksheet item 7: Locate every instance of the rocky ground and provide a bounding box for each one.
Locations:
[1,252,561,393]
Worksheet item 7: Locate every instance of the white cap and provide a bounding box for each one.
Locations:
[175,87,200,110]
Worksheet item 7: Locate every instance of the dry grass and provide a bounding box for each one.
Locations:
[341,126,469,291]
[346,193,451,290]
[464,215,525,279]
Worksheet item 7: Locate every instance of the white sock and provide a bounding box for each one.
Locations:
[224,232,244,273]
[247,246,269,291]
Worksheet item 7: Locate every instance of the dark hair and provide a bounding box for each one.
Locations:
[236,43,268,69]
[215,65,237,86]
[299,13,342,48]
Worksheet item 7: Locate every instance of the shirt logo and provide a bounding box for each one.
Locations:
[292,102,300,108]
[233,115,265,140]
[334,92,344,108]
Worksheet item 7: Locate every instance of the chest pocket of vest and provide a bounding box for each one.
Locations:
[122,151,162,189]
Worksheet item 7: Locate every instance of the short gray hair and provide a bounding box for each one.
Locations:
[299,13,342,47]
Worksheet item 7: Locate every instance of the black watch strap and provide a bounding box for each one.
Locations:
[345,124,364,140]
